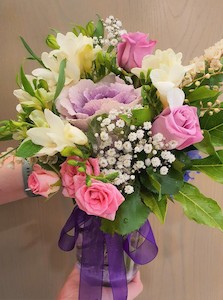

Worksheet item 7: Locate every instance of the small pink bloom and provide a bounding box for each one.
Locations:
[117,32,156,72]
[28,164,60,197]
[152,105,203,150]
[73,176,124,221]
[60,156,100,198]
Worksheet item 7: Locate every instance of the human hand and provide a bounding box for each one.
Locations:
[57,265,143,300]
[0,155,27,204]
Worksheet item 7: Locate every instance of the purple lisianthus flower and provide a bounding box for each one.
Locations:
[184,150,201,182]
[56,76,141,130]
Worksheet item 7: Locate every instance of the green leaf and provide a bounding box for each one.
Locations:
[100,182,150,235]
[141,190,167,223]
[140,171,160,196]
[199,110,223,146]
[174,182,223,231]
[16,139,42,158]
[54,58,67,100]
[152,168,184,195]
[86,21,95,36]
[131,107,153,125]
[194,130,216,155]
[20,66,35,96]
[93,18,104,39]
[20,36,45,67]
[187,86,220,102]
[191,150,223,183]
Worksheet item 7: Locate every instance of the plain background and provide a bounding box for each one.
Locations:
[0,0,223,299]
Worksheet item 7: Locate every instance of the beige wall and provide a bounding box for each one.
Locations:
[0,0,223,299]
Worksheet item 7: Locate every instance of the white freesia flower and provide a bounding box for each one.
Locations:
[26,109,88,156]
[13,88,54,109]
[166,88,185,109]
[32,32,100,86]
[132,49,193,107]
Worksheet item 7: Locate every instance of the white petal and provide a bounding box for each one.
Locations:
[167,88,185,109]
[168,65,186,86]
[153,81,175,97]
[64,123,88,145]
[44,109,64,133]
[27,127,53,146]
[150,69,168,84]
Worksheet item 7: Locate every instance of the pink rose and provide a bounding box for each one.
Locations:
[117,32,156,71]
[60,156,100,198]
[151,105,203,150]
[73,175,125,221]
[28,164,60,197]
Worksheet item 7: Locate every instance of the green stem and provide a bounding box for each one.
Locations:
[0,147,18,159]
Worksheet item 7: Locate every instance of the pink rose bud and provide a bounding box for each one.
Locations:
[151,105,203,150]
[28,164,60,197]
[73,176,125,221]
[60,156,100,198]
[117,32,156,72]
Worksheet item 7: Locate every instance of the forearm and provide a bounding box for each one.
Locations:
[0,156,27,204]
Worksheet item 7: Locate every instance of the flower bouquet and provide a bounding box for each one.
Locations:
[1,15,223,300]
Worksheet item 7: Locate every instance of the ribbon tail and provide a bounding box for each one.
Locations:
[105,233,128,300]
[124,220,158,265]
[79,219,104,300]
[58,206,80,251]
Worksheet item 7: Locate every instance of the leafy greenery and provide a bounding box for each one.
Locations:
[16,139,42,158]
[191,150,223,183]
[174,183,223,231]
[20,66,35,96]
[199,110,223,146]
[54,58,67,100]
[20,36,45,67]
[194,130,216,155]
[100,181,150,235]
[141,190,167,223]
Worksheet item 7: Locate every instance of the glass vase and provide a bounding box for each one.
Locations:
[75,227,140,286]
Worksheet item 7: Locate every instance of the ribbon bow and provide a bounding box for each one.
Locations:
[58,206,158,300]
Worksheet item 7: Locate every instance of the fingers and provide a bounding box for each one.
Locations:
[57,266,80,300]
[127,272,143,300]
[57,268,143,300]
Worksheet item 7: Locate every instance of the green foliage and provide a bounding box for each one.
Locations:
[131,107,154,125]
[0,120,13,141]
[141,85,162,115]
[141,190,167,223]
[54,58,67,100]
[199,110,223,146]
[93,18,104,39]
[191,150,223,183]
[46,34,59,49]
[194,130,216,155]
[20,36,45,67]
[100,182,150,235]
[152,167,184,195]
[87,114,106,145]
[72,21,96,37]
[187,86,220,103]
[16,139,42,158]
[174,183,223,231]
[20,66,35,96]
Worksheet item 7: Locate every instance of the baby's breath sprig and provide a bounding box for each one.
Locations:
[91,107,177,195]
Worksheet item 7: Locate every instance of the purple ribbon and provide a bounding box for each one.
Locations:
[58,206,158,300]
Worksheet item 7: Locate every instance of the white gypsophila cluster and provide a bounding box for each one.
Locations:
[182,39,223,87]
[93,107,177,194]
[97,15,127,48]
